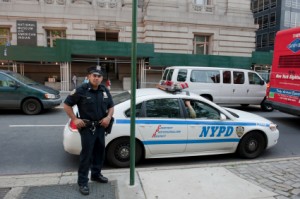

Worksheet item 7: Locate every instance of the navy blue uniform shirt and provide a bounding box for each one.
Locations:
[64,83,114,121]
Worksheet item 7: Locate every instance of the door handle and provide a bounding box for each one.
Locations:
[233,89,235,93]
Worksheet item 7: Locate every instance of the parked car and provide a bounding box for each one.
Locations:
[63,83,279,168]
[161,66,273,111]
[0,70,62,115]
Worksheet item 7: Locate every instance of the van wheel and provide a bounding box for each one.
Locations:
[22,98,42,115]
[261,99,273,112]
[106,137,142,168]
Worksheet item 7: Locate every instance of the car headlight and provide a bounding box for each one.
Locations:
[45,93,56,99]
[269,123,278,131]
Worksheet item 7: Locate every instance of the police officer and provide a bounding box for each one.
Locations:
[63,66,114,195]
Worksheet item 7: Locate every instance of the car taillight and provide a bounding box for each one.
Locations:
[69,120,78,132]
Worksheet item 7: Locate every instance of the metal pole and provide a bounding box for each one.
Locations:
[130,0,137,186]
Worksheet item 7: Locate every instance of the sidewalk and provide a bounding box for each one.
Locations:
[1,157,300,199]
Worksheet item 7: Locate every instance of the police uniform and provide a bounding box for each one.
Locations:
[64,68,114,189]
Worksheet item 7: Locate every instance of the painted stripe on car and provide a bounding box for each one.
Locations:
[142,138,240,145]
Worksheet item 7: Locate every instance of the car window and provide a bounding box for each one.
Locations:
[0,74,15,88]
[233,71,245,84]
[112,91,131,105]
[166,69,174,81]
[248,72,263,85]
[125,103,143,117]
[177,69,187,82]
[190,70,220,83]
[223,71,231,84]
[187,99,220,120]
[145,98,181,118]
[162,69,169,80]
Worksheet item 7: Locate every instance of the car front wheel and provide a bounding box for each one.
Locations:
[237,131,266,159]
[22,98,42,115]
[106,137,142,168]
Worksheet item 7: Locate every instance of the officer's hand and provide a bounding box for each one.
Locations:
[100,117,110,128]
[73,118,86,129]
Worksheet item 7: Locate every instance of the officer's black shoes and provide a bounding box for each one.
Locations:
[79,185,89,195]
[91,175,108,183]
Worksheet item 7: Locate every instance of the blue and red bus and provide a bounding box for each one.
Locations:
[266,27,300,116]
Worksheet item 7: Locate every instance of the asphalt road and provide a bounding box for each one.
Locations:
[0,105,299,175]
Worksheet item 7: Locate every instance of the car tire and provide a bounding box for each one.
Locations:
[106,137,142,168]
[261,99,273,112]
[22,98,42,115]
[237,131,266,159]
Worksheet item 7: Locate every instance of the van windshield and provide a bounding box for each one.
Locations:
[8,72,37,85]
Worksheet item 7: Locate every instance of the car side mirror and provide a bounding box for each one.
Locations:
[260,80,265,85]
[220,113,227,121]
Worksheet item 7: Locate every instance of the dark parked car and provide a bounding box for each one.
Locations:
[0,70,62,115]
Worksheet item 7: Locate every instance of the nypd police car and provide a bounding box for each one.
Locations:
[63,82,279,168]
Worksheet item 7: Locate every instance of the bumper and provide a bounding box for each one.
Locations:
[266,129,279,149]
[266,100,300,116]
[41,98,62,109]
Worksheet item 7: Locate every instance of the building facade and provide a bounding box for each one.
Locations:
[0,0,259,91]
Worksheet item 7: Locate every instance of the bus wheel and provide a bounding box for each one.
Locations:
[261,99,273,112]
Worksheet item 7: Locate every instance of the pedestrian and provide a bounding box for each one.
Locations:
[72,74,77,89]
[63,66,114,196]
[83,76,89,83]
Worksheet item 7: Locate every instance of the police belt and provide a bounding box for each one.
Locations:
[82,118,114,135]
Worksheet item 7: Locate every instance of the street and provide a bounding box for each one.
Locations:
[0,105,299,176]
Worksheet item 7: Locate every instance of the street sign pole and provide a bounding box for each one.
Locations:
[130,0,137,186]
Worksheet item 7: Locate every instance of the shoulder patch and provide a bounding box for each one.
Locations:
[70,89,76,95]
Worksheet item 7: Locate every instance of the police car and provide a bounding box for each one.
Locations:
[63,81,279,168]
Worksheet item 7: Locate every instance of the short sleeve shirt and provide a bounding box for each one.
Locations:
[64,83,114,121]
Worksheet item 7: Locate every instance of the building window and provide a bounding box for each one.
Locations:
[270,12,276,27]
[96,31,118,41]
[256,35,262,48]
[262,33,268,47]
[263,15,269,29]
[193,35,210,55]
[264,0,270,9]
[194,0,212,5]
[269,32,275,46]
[258,16,263,30]
[252,0,258,13]
[270,0,276,8]
[258,0,263,11]
[0,28,11,46]
[46,29,66,47]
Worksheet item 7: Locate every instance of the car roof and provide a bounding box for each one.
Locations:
[165,66,252,72]
[133,88,199,98]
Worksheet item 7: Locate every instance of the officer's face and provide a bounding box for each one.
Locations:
[88,74,103,87]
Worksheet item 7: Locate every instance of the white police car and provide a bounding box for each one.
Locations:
[63,82,279,168]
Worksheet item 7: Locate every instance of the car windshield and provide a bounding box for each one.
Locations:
[225,109,239,118]
[8,72,37,85]
[112,91,131,105]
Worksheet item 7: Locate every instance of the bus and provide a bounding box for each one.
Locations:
[266,27,300,116]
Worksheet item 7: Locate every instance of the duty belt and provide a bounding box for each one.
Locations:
[82,119,100,135]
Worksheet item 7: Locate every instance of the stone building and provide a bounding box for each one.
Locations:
[0,0,261,91]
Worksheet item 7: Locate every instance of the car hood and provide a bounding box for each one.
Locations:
[29,83,60,95]
[225,108,272,124]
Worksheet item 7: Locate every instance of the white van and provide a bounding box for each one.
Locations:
[161,66,273,111]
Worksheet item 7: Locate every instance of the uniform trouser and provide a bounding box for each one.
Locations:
[77,126,105,186]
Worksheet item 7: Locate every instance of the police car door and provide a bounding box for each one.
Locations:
[185,100,236,153]
[137,98,187,155]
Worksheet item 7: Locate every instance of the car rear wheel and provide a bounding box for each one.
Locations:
[237,131,266,159]
[106,137,142,168]
[22,98,42,115]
